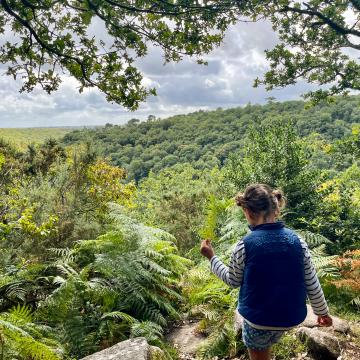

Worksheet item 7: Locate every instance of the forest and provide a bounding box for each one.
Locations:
[0,96,359,359]
[62,96,360,181]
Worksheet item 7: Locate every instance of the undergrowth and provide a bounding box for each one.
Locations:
[272,333,307,360]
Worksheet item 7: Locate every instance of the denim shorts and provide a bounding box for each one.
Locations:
[242,320,285,350]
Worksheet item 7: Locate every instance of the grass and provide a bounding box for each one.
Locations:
[272,333,307,360]
[0,127,76,149]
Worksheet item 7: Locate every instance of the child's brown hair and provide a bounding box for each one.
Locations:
[235,184,286,216]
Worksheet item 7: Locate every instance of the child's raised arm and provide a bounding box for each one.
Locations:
[200,239,245,288]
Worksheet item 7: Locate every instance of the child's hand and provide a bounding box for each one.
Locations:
[200,239,215,260]
[317,314,333,327]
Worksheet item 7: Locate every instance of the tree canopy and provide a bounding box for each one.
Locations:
[1,1,359,107]
[251,1,360,102]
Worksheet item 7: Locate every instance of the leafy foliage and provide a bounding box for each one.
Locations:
[182,263,241,359]
[0,140,138,262]
[310,163,360,253]
[86,159,136,216]
[180,209,244,358]
[272,333,307,360]
[225,116,322,229]
[0,1,235,108]
[297,230,339,279]
[332,250,360,311]
[249,1,360,102]
[133,164,220,253]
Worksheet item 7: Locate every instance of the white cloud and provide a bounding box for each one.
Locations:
[0,20,317,128]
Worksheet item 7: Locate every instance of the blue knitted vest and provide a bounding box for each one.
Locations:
[238,222,307,327]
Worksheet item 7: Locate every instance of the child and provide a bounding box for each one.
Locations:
[200,184,332,360]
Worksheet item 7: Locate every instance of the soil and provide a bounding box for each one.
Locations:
[166,320,206,358]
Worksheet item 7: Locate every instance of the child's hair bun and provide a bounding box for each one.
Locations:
[235,184,286,216]
[272,189,286,208]
[235,192,246,207]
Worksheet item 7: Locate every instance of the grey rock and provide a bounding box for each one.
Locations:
[302,305,350,334]
[80,337,164,360]
[296,327,342,360]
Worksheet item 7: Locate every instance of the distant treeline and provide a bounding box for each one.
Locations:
[62,96,360,181]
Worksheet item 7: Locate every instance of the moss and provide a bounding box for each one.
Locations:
[149,345,167,360]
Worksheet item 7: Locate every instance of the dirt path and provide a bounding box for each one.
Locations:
[166,320,207,359]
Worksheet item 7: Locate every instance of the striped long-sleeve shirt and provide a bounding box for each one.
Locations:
[210,237,329,317]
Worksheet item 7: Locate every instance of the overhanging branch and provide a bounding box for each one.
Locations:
[280,4,360,38]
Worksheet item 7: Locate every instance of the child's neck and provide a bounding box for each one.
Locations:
[250,214,277,227]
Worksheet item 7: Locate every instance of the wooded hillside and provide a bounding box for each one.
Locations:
[63,96,360,181]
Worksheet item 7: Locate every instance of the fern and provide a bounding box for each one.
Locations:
[351,297,360,309]
[0,306,64,360]
[101,311,137,324]
[130,321,163,343]
[194,305,219,322]
[48,247,76,263]
[297,230,332,249]
[0,281,27,303]
[182,259,241,359]
[310,245,339,279]
[34,204,188,357]
[219,206,248,245]
[297,230,339,278]
[8,304,33,324]
[130,321,176,360]
[331,250,360,312]
[199,196,232,240]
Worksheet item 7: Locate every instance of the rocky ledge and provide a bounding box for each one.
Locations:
[80,305,359,360]
[235,304,359,360]
[80,337,166,360]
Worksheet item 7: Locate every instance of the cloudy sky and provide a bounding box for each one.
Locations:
[0,20,314,128]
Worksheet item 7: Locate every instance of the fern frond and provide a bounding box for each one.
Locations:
[0,314,63,360]
[310,245,339,278]
[198,306,220,322]
[8,304,33,324]
[219,206,248,242]
[48,247,76,262]
[297,230,332,249]
[0,280,27,302]
[101,312,137,324]
[130,321,163,343]
[351,296,360,309]
[55,262,78,277]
